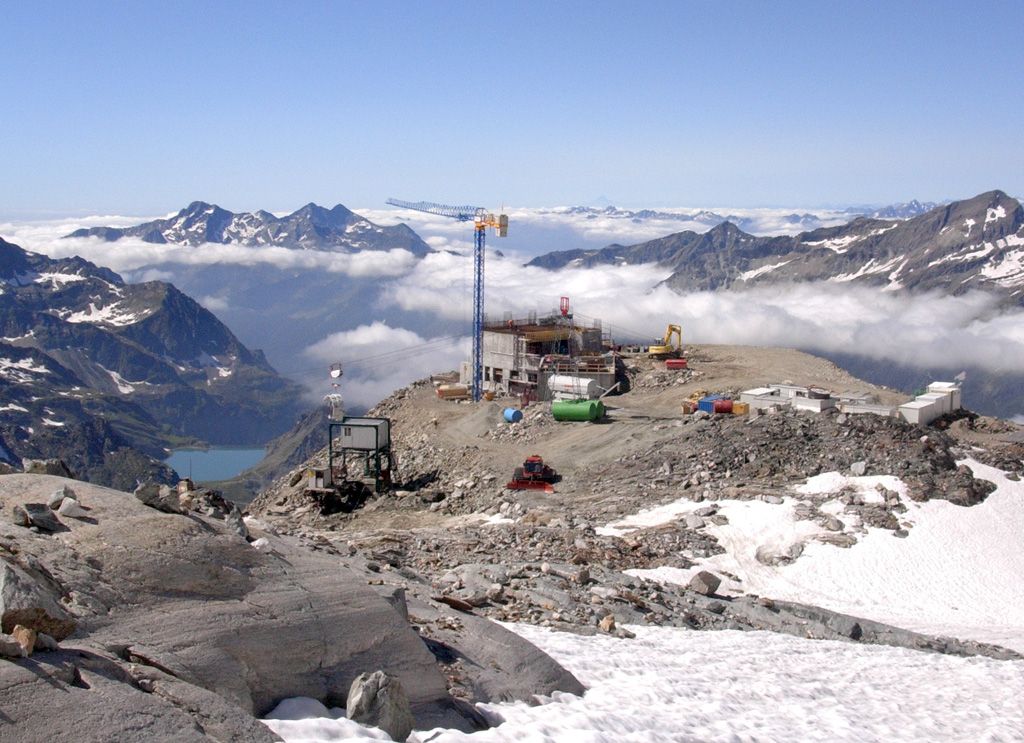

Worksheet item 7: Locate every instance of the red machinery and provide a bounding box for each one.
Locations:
[506,455,559,493]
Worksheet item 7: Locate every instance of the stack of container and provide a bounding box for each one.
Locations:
[697,394,725,413]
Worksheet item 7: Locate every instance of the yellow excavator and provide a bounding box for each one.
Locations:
[648,324,682,358]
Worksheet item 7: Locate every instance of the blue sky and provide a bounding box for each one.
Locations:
[3,0,1022,217]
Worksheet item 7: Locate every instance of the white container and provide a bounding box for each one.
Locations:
[547,374,601,399]
[333,417,390,451]
[899,400,939,425]
[918,392,952,414]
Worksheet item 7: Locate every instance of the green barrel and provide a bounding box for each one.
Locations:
[552,399,605,422]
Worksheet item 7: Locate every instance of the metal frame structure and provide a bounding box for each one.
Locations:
[387,197,506,401]
[327,416,392,493]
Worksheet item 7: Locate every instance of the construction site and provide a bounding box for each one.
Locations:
[293,199,970,512]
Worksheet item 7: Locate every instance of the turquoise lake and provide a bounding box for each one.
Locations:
[165,447,266,482]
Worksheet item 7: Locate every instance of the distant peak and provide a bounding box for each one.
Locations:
[183,200,215,212]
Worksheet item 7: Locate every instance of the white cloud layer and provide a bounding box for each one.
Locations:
[358,204,853,255]
[302,321,469,409]
[0,218,419,278]
[7,210,1024,410]
[378,248,1024,375]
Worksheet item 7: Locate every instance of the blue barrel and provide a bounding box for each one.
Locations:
[503,407,524,423]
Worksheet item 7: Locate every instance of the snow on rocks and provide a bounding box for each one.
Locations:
[632,459,1024,654]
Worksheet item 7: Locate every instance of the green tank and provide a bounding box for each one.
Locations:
[551,399,605,422]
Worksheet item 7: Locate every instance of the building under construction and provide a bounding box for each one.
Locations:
[460,310,622,400]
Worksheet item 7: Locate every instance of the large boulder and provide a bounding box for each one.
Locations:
[0,560,77,640]
[346,670,415,742]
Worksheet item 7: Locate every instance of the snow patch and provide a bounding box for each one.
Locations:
[927,241,997,267]
[103,367,142,394]
[63,301,146,326]
[631,460,1024,652]
[0,357,51,383]
[830,254,904,282]
[32,272,87,287]
[985,205,1007,223]
[980,248,1024,285]
[737,260,792,282]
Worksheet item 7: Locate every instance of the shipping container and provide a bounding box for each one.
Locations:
[697,394,725,413]
[732,401,750,415]
[665,358,688,370]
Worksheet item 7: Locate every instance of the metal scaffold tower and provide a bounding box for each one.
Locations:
[386,198,508,401]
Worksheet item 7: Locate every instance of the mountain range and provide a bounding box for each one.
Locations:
[545,199,942,236]
[0,237,304,489]
[528,190,1024,303]
[66,200,433,255]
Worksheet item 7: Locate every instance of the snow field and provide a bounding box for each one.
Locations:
[622,460,1024,652]
[265,624,1024,742]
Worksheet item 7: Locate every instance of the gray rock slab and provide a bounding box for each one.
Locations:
[0,559,77,640]
[0,474,478,736]
[0,648,278,743]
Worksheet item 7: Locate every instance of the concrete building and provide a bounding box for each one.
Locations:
[463,313,619,399]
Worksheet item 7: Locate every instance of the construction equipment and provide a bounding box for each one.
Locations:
[506,455,559,493]
[387,198,508,402]
[648,324,682,358]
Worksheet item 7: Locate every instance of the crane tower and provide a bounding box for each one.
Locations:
[386,198,508,401]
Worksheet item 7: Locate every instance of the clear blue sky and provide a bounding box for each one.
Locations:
[3,0,1022,217]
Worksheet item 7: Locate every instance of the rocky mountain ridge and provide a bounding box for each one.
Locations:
[0,237,304,488]
[529,190,1024,302]
[66,200,432,255]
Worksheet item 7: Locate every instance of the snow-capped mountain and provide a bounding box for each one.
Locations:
[66,200,432,255]
[529,190,1024,302]
[552,205,830,233]
[853,199,943,220]
[0,237,304,488]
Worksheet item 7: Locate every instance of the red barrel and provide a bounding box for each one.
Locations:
[713,398,733,414]
[665,358,688,370]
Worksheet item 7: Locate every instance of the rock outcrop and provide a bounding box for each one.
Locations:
[0,474,583,740]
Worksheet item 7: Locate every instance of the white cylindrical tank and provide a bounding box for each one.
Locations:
[548,374,601,399]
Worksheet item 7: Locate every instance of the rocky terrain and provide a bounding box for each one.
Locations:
[4,344,1023,741]
[0,474,582,741]
[0,237,304,488]
[249,346,1024,668]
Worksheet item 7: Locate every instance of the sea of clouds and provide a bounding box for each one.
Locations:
[5,207,1024,408]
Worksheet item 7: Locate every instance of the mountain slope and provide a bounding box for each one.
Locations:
[528,190,1024,302]
[0,237,305,487]
[66,200,432,255]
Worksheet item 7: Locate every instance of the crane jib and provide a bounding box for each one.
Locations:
[386,196,508,402]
